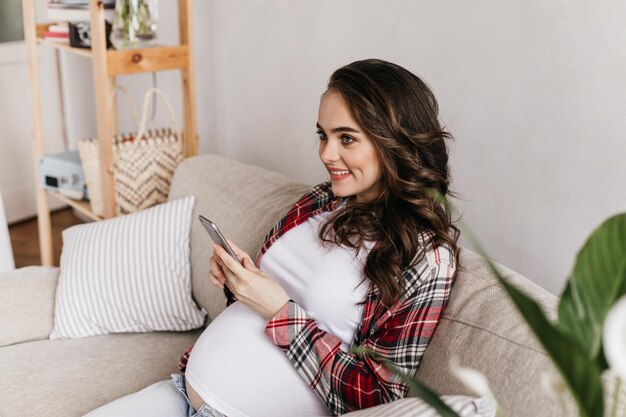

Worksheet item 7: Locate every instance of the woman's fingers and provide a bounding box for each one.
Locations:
[224,239,254,264]
[213,245,289,320]
[224,238,243,255]
[209,272,223,289]
[214,245,246,274]
[209,255,226,288]
[209,255,225,278]
[243,257,262,273]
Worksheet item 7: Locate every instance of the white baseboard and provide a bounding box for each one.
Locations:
[0,189,15,271]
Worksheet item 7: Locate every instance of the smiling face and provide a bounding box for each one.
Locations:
[317,91,384,203]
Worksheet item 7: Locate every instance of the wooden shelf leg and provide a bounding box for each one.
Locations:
[23,0,54,266]
[90,0,116,218]
[35,190,54,266]
[179,0,198,157]
[111,77,119,133]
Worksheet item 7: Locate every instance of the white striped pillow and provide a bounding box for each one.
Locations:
[49,195,206,340]
[341,396,496,417]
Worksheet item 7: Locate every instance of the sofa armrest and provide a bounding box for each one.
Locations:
[0,266,59,347]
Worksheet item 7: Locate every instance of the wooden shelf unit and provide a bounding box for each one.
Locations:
[48,191,102,222]
[23,0,198,266]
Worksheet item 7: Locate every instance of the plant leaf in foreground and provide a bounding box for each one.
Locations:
[352,346,461,417]
[463,226,605,417]
[557,213,626,369]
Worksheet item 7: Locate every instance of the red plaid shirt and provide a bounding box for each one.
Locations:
[179,182,456,415]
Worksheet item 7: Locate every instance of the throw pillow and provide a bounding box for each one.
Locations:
[49,195,206,340]
[342,396,496,417]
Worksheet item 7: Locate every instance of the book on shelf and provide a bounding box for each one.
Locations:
[48,22,69,34]
[43,31,69,44]
[48,0,115,6]
[44,22,69,44]
[47,1,115,22]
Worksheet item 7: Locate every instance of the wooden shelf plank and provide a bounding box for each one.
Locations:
[35,23,47,38]
[48,190,102,222]
[36,38,93,58]
[36,23,92,58]
[107,45,189,76]
[35,24,190,73]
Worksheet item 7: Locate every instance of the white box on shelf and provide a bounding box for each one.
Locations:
[40,150,88,200]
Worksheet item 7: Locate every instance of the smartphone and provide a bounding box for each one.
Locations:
[198,215,242,266]
[198,215,240,300]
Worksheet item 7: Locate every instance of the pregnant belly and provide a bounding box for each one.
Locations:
[184,302,330,417]
[186,380,206,413]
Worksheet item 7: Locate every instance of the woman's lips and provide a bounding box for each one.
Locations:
[329,169,352,181]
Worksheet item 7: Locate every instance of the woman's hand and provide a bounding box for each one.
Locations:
[209,240,290,321]
[208,239,250,291]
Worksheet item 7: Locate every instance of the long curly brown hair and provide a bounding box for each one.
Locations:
[319,59,459,306]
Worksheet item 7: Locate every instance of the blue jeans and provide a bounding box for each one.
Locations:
[83,374,226,417]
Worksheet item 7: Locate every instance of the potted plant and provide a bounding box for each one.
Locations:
[358,212,626,417]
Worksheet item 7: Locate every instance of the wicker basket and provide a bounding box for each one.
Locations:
[78,87,183,216]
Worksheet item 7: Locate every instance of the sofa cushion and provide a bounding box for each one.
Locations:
[0,330,202,417]
[0,266,59,347]
[50,196,205,340]
[168,154,310,321]
[342,396,495,417]
[415,248,567,416]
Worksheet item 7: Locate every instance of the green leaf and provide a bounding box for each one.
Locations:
[352,346,461,417]
[463,227,605,417]
[557,213,626,368]
[495,266,604,417]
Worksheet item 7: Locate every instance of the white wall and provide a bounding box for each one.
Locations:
[0,39,67,223]
[196,0,626,295]
[10,1,624,294]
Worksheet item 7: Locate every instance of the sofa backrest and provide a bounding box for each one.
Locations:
[169,154,567,416]
[169,154,309,321]
[416,248,565,416]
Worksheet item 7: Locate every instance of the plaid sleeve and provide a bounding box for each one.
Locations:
[178,344,194,372]
[264,252,456,416]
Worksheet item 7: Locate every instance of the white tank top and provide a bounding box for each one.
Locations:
[185,208,372,417]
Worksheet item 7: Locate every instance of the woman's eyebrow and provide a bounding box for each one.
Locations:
[316,122,361,134]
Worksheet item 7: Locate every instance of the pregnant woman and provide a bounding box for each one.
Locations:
[85,58,459,417]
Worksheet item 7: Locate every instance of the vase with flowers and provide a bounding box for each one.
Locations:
[110,0,158,50]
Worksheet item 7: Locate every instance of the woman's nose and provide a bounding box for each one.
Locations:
[320,139,340,163]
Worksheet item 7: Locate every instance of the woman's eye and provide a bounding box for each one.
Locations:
[341,135,355,145]
[316,130,327,141]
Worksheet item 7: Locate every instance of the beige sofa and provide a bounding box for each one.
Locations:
[0,154,565,417]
